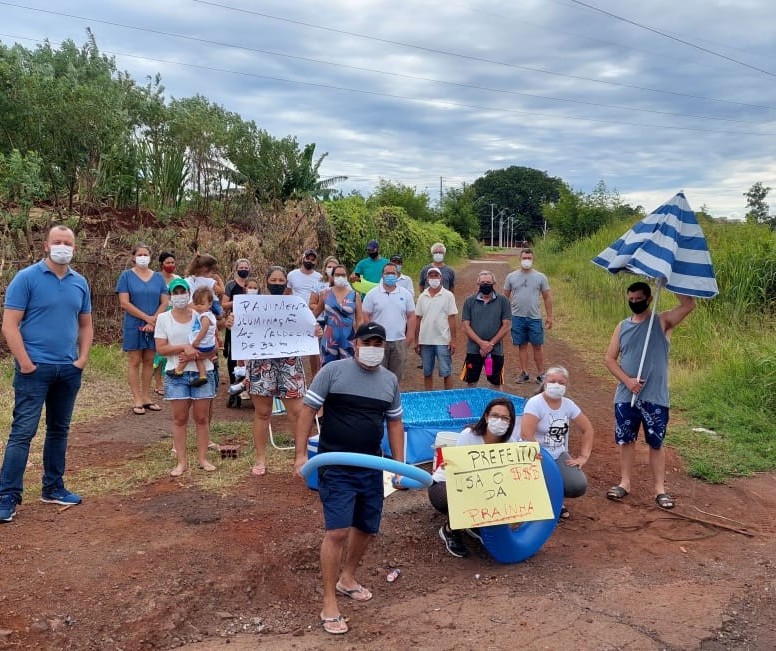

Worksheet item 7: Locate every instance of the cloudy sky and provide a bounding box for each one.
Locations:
[2,0,775,217]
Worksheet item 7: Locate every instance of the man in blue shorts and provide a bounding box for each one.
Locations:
[0,225,93,523]
[604,281,695,510]
[503,249,552,384]
[293,322,404,635]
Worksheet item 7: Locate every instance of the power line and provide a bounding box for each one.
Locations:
[2,32,773,139]
[2,0,772,113]
[568,0,776,79]
[187,0,775,110]
[0,27,767,124]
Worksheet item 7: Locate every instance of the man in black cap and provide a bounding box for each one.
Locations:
[352,240,388,284]
[294,321,404,635]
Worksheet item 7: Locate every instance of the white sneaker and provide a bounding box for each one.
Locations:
[228,382,245,396]
[234,366,246,379]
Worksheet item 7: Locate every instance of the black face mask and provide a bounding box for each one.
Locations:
[303,260,316,270]
[628,298,649,314]
[368,250,379,259]
[267,283,287,295]
[479,283,494,295]
[237,269,250,279]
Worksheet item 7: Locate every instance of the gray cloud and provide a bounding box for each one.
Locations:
[2,0,775,216]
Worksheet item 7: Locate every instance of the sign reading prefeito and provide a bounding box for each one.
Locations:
[443,442,554,530]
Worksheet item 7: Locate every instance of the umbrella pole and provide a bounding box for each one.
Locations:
[630,284,662,407]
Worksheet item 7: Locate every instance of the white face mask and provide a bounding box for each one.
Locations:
[545,382,566,399]
[135,255,151,268]
[427,278,441,289]
[333,277,349,288]
[171,294,190,309]
[521,259,533,270]
[49,244,74,265]
[325,267,335,277]
[246,288,259,295]
[358,345,384,367]
[487,417,510,436]
[432,253,444,263]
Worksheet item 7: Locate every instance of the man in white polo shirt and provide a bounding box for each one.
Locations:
[362,262,416,383]
[414,266,457,390]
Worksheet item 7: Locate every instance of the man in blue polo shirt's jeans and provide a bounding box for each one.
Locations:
[0,225,93,523]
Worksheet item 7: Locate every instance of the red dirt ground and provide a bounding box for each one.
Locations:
[1,254,774,650]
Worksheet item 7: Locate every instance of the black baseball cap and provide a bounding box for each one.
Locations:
[354,321,386,341]
[390,253,403,262]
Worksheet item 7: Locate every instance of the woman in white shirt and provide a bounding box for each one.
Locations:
[429,397,521,558]
[520,365,594,520]
[154,278,217,477]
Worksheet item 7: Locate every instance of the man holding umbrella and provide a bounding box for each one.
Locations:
[604,281,695,510]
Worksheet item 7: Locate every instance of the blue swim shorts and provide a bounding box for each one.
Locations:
[614,401,669,449]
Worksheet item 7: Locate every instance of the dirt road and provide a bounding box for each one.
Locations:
[0,253,774,650]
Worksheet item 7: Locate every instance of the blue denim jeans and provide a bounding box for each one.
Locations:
[0,363,83,502]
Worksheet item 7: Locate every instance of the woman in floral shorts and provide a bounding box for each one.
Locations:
[245,266,307,477]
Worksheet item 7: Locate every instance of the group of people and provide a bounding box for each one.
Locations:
[0,225,695,642]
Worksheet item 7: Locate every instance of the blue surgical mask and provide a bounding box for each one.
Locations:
[383,274,398,287]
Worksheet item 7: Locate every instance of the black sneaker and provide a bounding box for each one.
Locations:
[439,523,468,558]
[516,371,530,384]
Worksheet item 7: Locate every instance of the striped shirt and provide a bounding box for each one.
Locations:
[304,357,403,455]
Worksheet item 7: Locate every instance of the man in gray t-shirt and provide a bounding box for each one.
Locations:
[604,280,695,511]
[503,249,552,384]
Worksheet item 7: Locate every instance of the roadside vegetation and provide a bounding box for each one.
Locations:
[535,216,776,482]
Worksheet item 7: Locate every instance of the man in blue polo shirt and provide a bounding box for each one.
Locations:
[0,225,93,523]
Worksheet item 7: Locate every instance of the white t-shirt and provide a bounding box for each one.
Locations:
[397,274,415,297]
[287,268,323,304]
[155,310,215,373]
[190,310,217,350]
[521,394,581,459]
[432,425,521,483]
[185,275,217,295]
[362,285,415,341]
[415,287,458,345]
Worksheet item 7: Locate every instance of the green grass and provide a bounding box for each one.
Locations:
[0,343,300,498]
[533,222,776,482]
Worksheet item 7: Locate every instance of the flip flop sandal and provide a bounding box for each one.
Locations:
[559,506,570,520]
[655,493,676,509]
[143,403,162,411]
[320,613,348,635]
[132,406,146,415]
[251,464,267,476]
[606,485,629,500]
[336,583,373,602]
[153,388,165,396]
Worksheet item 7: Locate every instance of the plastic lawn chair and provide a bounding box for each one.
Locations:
[268,398,320,450]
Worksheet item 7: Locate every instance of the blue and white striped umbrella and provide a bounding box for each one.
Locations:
[592,192,718,298]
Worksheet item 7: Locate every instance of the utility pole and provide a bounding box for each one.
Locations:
[491,204,496,248]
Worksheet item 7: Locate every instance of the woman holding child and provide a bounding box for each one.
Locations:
[154,278,217,477]
[116,243,169,415]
